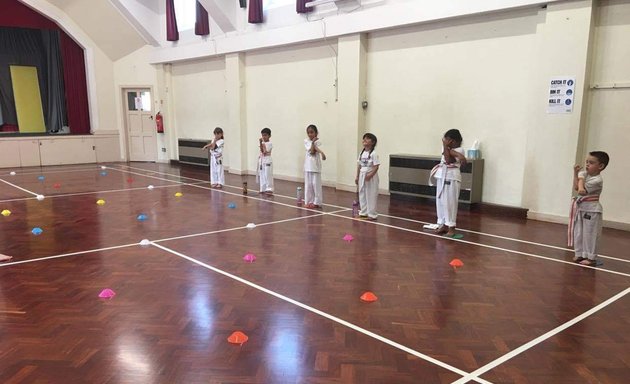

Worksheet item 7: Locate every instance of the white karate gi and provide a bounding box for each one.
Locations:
[357,149,380,219]
[304,138,323,206]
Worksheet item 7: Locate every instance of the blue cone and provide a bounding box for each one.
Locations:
[100,171,108,176]
[32,227,43,235]
[137,214,148,221]
[227,202,236,209]
[37,175,45,181]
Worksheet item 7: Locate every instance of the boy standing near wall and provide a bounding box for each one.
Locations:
[568,151,610,267]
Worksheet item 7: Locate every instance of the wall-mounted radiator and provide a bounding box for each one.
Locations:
[389,154,484,204]
[177,139,209,167]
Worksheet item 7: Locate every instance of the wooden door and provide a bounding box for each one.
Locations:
[125,89,156,162]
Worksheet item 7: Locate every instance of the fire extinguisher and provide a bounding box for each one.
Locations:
[155,112,164,133]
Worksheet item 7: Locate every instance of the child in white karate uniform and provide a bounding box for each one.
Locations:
[431,129,466,237]
[354,133,380,220]
[203,127,225,188]
[304,124,326,208]
[257,127,274,194]
[569,151,609,267]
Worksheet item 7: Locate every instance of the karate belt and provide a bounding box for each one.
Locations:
[567,195,600,247]
[429,162,458,198]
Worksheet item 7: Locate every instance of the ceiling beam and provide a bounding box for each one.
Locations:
[198,0,236,33]
[109,0,160,46]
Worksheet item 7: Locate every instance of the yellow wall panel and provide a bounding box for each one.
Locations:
[10,65,46,133]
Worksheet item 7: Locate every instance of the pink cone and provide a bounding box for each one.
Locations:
[98,288,116,299]
[343,234,354,242]
[243,253,256,263]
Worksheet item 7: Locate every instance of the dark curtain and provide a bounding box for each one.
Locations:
[248,0,263,24]
[195,1,210,36]
[0,27,67,133]
[296,0,313,14]
[60,31,90,134]
[239,0,246,8]
[42,30,66,133]
[166,0,179,41]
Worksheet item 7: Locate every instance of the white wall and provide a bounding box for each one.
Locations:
[585,0,630,225]
[245,41,339,182]
[21,0,627,227]
[171,57,228,143]
[366,9,540,206]
[521,1,594,221]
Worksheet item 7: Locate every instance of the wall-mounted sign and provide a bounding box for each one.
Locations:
[547,77,575,114]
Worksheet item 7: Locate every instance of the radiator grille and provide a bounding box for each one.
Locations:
[178,139,209,166]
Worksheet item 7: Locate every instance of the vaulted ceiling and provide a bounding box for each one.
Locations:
[44,0,150,61]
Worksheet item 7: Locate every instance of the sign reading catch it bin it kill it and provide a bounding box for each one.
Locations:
[547,77,575,114]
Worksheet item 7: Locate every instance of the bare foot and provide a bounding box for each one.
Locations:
[0,254,13,262]
[434,225,448,235]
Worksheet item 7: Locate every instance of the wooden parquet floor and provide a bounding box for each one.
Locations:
[1,162,628,384]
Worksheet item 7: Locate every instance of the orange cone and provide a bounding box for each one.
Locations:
[360,291,378,302]
[227,331,249,345]
[449,258,464,270]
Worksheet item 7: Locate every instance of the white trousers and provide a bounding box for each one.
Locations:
[358,170,379,218]
[304,171,323,205]
[258,162,274,192]
[210,156,224,185]
[573,211,602,260]
[436,178,460,227]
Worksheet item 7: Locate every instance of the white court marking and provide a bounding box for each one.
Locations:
[451,287,630,384]
[116,164,630,276]
[0,182,205,203]
[0,178,39,197]
[150,241,484,382]
[1,165,103,177]
[3,163,628,382]
[0,242,139,268]
[378,213,628,264]
[118,164,625,263]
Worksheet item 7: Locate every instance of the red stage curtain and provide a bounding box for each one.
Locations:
[0,0,57,29]
[60,32,90,134]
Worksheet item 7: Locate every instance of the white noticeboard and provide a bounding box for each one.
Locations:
[547,77,575,114]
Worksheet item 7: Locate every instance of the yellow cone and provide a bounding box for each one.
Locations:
[96,199,106,205]
[174,192,183,197]
[1,209,11,217]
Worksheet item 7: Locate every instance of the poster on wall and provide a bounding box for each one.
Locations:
[547,76,575,114]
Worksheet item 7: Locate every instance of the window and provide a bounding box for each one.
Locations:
[265,0,294,9]
[174,0,196,31]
